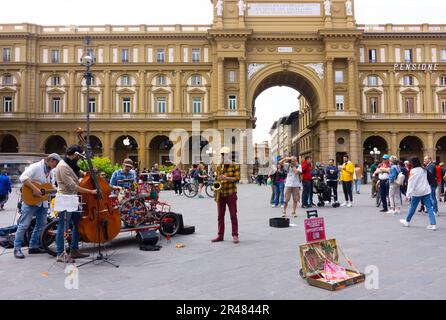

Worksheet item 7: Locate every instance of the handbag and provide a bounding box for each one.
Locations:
[395,172,405,186]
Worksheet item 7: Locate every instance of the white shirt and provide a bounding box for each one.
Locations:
[284,163,302,188]
[19,159,55,207]
[406,167,431,198]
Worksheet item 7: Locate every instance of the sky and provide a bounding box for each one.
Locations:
[1,0,444,143]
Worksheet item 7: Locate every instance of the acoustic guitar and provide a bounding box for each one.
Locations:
[21,181,57,206]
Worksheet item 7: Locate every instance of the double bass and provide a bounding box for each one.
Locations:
[75,128,121,244]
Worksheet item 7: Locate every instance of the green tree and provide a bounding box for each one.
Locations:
[78,156,121,180]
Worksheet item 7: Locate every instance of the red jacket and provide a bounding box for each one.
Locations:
[436,165,442,184]
[301,160,312,182]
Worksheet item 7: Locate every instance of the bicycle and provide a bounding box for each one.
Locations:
[183,178,198,198]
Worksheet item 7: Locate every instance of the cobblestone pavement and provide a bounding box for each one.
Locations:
[0,184,445,300]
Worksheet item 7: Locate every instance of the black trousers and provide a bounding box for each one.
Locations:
[327,180,338,202]
[379,180,390,211]
[302,180,312,206]
[173,180,182,194]
[342,181,353,202]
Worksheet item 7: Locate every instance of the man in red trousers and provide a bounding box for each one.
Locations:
[211,146,241,244]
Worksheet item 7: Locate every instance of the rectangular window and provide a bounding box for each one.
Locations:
[228,70,236,83]
[191,48,201,63]
[88,98,96,113]
[52,98,61,113]
[369,49,377,63]
[121,75,130,86]
[442,100,446,114]
[3,97,12,113]
[368,76,378,86]
[192,97,202,113]
[157,75,166,86]
[369,97,378,114]
[404,76,414,86]
[404,49,413,62]
[405,97,415,114]
[2,74,12,85]
[441,49,446,62]
[156,49,165,63]
[441,76,446,86]
[51,76,60,86]
[335,95,344,111]
[335,70,344,83]
[228,95,237,110]
[51,50,59,63]
[122,97,131,113]
[121,49,129,63]
[2,48,11,62]
[157,97,166,113]
[191,74,202,86]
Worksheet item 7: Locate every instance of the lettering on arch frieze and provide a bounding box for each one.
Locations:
[247,63,266,80]
[305,63,325,80]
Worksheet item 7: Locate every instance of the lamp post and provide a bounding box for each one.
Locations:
[80,36,95,158]
[370,147,381,161]
[206,146,216,173]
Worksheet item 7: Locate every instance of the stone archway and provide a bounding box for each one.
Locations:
[44,135,67,155]
[149,135,173,167]
[436,136,446,164]
[399,136,424,162]
[363,136,389,166]
[0,134,19,153]
[114,135,138,166]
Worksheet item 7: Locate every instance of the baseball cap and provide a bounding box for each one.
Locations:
[123,158,134,166]
[48,153,62,162]
[383,154,390,160]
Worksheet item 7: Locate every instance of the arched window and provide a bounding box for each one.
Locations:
[156,74,166,86]
[121,75,130,86]
[51,75,60,86]
[191,74,202,86]
[2,73,12,86]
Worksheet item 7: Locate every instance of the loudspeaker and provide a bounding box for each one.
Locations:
[176,213,185,231]
[179,225,195,235]
[269,217,290,228]
[136,230,159,246]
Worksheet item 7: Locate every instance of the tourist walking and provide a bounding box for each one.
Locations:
[301,156,313,209]
[197,163,207,198]
[271,164,286,208]
[424,156,438,216]
[325,159,339,204]
[354,164,363,194]
[400,157,437,231]
[375,154,391,212]
[339,155,354,207]
[388,157,402,215]
[171,165,183,195]
[0,170,12,210]
[279,156,301,218]
[370,159,379,198]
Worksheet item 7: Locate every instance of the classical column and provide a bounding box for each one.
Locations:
[217,57,225,113]
[68,71,75,114]
[138,132,147,169]
[239,57,246,114]
[103,70,111,114]
[389,71,396,114]
[425,71,433,114]
[349,130,359,164]
[391,132,398,157]
[348,58,357,112]
[19,69,27,113]
[175,71,182,113]
[427,132,435,159]
[328,130,336,160]
[139,70,146,113]
[326,59,334,110]
[103,131,111,159]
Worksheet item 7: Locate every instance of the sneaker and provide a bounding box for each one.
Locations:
[427,225,437,231]
[340,202,347,207]
[379,209,387,213]
[14,249,25,259]
[280,205,284,208]
[69,249,89,259]
[232,236,240,244]
[386,210,395,215]
[28,247,47,254]
[292,212,297,218]
[347,202,352,208]
[272,205,277,208]
[394,209,401,215]
[400,219,410,227]
[211,237,224,243]
[434,212,439,217]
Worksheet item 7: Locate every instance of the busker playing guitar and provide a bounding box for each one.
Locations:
[54,145,97,263]
[14,153,61,259]
[211,147,241,244]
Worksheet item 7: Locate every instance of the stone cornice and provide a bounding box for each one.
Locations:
[318,29,364,39]
[362,33,446,40]
[207,29,253,39]
[250,32,320,41]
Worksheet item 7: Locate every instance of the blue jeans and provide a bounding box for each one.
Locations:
[274,182,285,206]
[430,185,438,213]
[302,181,312,206]
[354,179,361,193]
[405,194,436,226]
[14,204,47,250]
[56,211,80,254]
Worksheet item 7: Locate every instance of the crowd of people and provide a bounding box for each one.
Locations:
[266,153,442,231]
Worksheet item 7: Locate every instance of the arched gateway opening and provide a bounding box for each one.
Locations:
[248,65,323,164]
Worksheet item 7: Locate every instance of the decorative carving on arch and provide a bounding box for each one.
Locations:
[305,63,325,80]
[247,64,266,80]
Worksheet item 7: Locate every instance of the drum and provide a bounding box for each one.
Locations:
[119,197,147,228]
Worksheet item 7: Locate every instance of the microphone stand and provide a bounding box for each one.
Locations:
[77,43,118,268]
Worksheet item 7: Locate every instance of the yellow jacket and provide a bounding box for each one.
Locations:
[340,161,355,182]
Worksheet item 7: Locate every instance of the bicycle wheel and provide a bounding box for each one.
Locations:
[183,183,198,198]
[205,183,215,198]
[120,197,147,228]
[158,212,180,237]
[41,219,60,257]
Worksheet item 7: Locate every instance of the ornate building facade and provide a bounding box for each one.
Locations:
[1,0,446,182]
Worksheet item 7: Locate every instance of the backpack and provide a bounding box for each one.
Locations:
[395,172,405,186]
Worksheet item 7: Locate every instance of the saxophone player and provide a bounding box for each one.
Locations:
[211,147,241,244]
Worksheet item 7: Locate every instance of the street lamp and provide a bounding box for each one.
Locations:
[80,36,96,158]
[206,147,216,173]
[370,147,381,160]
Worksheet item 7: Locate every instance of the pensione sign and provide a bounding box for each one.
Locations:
[393,63,438,71]
[304,217,326,243]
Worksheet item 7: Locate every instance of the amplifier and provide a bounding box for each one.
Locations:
[136,230,160,246]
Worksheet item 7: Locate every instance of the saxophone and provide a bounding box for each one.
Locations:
[213,164,224,202]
